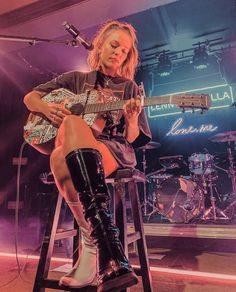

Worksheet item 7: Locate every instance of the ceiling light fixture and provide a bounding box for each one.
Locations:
[157,52,172,77]
[192,44,209,70]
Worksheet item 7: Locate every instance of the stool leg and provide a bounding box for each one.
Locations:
[73,219,80,266]
[114,179,128,256]
[128,180,153,292]
[114,179,134,292]
[33,193,62,292]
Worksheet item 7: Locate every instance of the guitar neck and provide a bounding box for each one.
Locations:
[84,95,171,114]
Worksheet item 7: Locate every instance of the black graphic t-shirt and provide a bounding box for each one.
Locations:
[34,70,151,168]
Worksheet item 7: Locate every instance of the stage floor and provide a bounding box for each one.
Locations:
[1,215,236,291]
[1,250,236,292]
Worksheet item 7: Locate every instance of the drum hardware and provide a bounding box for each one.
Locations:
[159,155,185,170]
[209,131,236,143]
[217,145,236,215]
[201,174,229,220]
[145,155,200,223]
[209,132,236,216]
[188,152,229,221]
[226,145,236,196]
[138,141,161,151]
[214,164,228,174]
[147,155,185,180]
[136,141,161,216]
[145,156,178,222]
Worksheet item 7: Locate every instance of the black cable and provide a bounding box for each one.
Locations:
[15,141,28,274]
[0,141,28,289]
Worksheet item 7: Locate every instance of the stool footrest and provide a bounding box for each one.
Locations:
[55,229,78,240]
[43,279,96,291]
[127,232,141,244]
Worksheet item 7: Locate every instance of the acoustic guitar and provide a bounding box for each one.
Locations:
[23,88,211,154]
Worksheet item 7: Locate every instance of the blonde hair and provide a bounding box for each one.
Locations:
[87,20,139,80]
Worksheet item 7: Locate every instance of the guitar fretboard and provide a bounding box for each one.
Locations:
[84,96,172,114]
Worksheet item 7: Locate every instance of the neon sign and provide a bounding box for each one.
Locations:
[148,84,234,118]
[166,117,218,136]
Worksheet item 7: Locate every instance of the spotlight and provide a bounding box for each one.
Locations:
[192,45,209,70]
[157,52,172,77]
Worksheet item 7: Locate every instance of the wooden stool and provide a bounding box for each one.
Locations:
[33,168,153,292]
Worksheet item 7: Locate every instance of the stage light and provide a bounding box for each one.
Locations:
[157,52,172,77]
[192,45,209,70]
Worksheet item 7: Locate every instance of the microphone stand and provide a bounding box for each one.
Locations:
[0,34,76,47]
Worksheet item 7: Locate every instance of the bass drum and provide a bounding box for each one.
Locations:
[155,177,202,223]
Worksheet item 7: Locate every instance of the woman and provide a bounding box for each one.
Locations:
[24,20,151,292]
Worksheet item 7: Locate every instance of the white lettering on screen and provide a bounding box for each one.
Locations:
[166,118,218,136]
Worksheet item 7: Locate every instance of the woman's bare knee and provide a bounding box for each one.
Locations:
[63,115,91,134]
[58,115,97,153]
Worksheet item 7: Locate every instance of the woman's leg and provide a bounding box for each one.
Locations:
[50,116,120,288]
[61,116,138,291]
[51,115,120,224]
[50,147,97,288]
[50,146,89,229]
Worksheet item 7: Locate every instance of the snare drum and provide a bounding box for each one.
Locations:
[189,153,215,175]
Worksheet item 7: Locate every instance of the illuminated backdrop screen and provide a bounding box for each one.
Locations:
[136,67,236,175]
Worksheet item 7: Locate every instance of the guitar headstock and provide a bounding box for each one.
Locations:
[172,94,211,112]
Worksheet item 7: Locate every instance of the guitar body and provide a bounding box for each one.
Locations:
[23,88,98,154]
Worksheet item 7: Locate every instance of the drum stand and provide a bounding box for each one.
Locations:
[200,174,229,221]
[227,142,236,196]
[222,142,236,215]
[208,132,236,220]
[146,190,163,223]
[139,148,153,216]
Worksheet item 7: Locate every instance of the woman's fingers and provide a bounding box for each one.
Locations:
[48,104,71,125]
[123,97,142,116]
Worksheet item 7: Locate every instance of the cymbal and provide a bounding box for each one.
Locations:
[209,131,236,143]
[138,141,161,150]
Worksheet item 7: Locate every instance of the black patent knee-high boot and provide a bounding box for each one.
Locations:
[65,148,138,292]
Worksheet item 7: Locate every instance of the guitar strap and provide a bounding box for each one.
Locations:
[94,71,120,136]
[82,90,92,119]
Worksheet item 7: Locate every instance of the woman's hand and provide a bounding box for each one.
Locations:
[123,96,142,143]
[23,91,71,127]
[47,103,71,126]
[123,96,142,125]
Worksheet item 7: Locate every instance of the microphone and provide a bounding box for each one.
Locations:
[63,21,94,51]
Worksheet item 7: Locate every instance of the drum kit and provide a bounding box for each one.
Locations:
[141,131,236,223]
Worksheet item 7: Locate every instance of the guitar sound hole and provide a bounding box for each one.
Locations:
[70,103,84,115]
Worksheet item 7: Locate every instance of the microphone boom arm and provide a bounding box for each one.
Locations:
[0,34,71,46]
